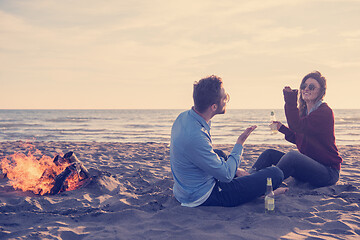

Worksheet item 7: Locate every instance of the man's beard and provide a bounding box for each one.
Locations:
[216,104,226,115]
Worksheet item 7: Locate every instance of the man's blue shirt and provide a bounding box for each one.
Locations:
[170,108,243,205]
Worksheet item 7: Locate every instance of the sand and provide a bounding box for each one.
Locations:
[0,141,359,240]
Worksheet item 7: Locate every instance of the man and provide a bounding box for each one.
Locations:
[170,75,284,207]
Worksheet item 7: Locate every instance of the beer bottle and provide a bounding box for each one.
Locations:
[270,111,278,134]
[265,178,275,213]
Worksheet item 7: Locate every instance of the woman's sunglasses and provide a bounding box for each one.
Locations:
[300,83,317,91]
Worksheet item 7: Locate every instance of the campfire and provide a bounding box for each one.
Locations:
[1,148,90,195]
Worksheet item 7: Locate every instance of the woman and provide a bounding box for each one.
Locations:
[251,71,342,187]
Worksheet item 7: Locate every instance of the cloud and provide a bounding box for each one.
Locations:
[339,30,360,44]
[1,0,360,108]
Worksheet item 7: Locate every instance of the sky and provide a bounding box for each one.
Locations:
[1,0,360,109]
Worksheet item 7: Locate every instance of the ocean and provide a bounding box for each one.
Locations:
[0,109,359,145]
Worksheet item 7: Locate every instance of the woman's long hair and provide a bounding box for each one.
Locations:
[299,71,327,117]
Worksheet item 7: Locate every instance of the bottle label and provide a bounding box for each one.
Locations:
[265,197,275,211]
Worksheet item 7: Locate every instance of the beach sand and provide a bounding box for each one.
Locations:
[0,141,359,240]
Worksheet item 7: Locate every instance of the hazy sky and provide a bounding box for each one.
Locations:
[1,0,359,109]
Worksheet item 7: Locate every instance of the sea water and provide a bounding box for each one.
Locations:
[0,109,359,145]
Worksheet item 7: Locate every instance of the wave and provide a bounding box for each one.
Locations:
[1,109,359,144]
[0,123,44,128]
[43,128,107,133]
[122,124,170,129]
[46,117,93,123]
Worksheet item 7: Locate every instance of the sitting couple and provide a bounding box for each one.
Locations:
[170,72,342,207]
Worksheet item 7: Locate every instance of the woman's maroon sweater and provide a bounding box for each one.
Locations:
[278,90,342,170]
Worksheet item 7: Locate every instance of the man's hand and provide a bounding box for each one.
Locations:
[236,168,250,177]
[236,125,257,145]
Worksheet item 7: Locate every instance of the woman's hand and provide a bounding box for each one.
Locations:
[283,86,293,92]
[270,121,283,131]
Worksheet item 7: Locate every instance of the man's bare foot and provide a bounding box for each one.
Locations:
[274,187,288,196]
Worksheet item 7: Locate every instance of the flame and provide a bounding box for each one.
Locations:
[66,171,81,191]
[0,148,84,195]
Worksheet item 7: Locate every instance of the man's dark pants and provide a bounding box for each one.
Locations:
[201,149,284,207]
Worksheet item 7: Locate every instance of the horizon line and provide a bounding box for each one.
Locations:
[1,108,360,110]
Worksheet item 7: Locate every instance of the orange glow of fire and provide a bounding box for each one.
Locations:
[1,149,83,195]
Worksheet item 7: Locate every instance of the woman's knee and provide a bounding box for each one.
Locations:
[279,151,302,165]
[277,150,306,179]
[284,150,301,157]
[261,149,279,156]
[257,149,281,163]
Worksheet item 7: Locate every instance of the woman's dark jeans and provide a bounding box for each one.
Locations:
[201,149,284,207]
[252,149,340,187]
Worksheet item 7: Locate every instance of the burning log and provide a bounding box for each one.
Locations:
[50,163,74,195]
[1,150,91,195]
[49,151,91,195]
[58,151,90,179]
